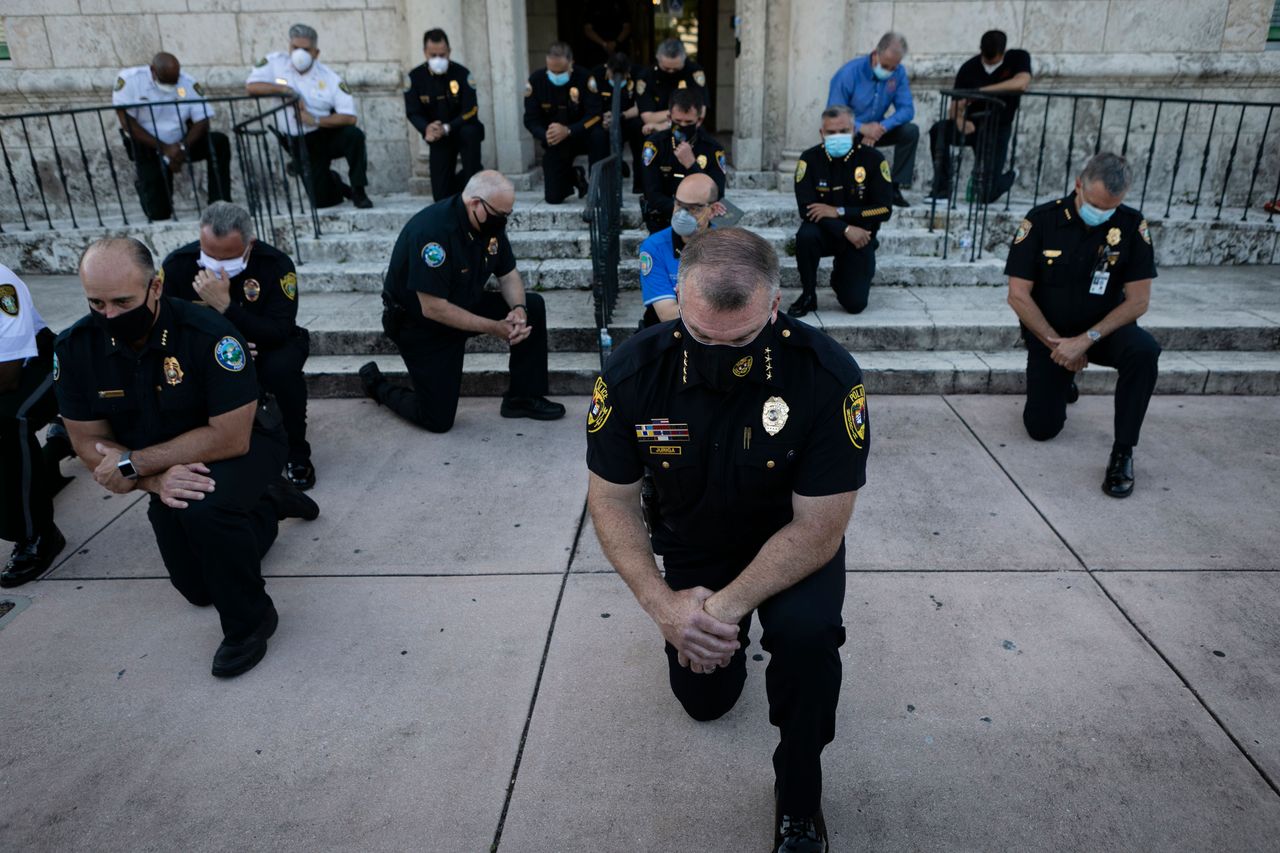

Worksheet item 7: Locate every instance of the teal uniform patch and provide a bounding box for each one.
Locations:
[639,251,653,277]
[422,242,446,267]
[52,353,60,381]
[214,336,247,372]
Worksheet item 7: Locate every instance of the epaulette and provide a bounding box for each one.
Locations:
[603,321,683,385]
[775,314,863,387]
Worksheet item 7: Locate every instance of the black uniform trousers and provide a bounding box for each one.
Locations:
[795,221,878,314]
[619,116,645,194]
[427,124,484,201]
[0,331,59,544]
[928,118,1015,203]
[874,122,920,187]
[283,126,369,209]
[661,539,847,819]
[377,291,550,432]
[132,131,232,222]
[146,425,286,642]
[256,329,311,464]
[1023,323,1161,447]
[541,129,609,204]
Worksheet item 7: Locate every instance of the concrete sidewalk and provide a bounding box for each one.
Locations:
[1,396,1278,852]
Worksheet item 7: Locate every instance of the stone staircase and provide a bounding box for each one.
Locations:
[5,187,1279,397]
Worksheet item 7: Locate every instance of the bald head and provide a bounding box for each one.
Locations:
[675,173,718,206]
[79,238,160,322]
[151,52,180,85]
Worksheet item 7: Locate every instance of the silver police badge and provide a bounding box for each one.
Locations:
[762,396,789,436]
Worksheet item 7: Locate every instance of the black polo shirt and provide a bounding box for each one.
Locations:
[404,60,482,136]
[794,140,894,237]
[641,127,727,220]
[953,49,1032,126]
[1004,195,1157,338]
[384,194,517,318]
[636,60,708,114]
[523,67,604,142]
[161,239,299,350]
[586,314,869,556]
[53,297,258,450]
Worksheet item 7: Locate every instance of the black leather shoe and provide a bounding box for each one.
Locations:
[267,477,320,521]
[1102,449,1135,498]
[573,165,589,198]
[775,810,828,853]
[1,525,66,588]
[212,605,278,679]
[330,169,353,199]
[358,361,383,402]
[891,187,910,207]
[1067,381,1079,404]
[787,292,818,317]
[285,459,316,491]
[352,188,373,209]
[500,396,566,420]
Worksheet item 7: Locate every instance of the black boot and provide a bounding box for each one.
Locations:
[358,361,383,402]
[212,605,278,678]
[266,477,320,521]
[500,396,566,421]
[1102,447,1134,498]
[787,291,818,318]
[1,525,66,588]
[1067,381,1079,404]
[573,165,589,198]
[352,187,373,209]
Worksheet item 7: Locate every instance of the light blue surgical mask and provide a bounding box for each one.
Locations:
[872,62,893,81]
[823,133,853,158]
[547,70,571,87]
[671,208,699,237]
[1079,201,1116,227]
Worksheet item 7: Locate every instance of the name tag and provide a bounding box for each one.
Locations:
[98,390,125,399]
[1089,270,1110,295]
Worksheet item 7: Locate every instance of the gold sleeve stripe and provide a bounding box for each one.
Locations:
[582,115,601,129]
[857,207,890,217]
[461,107,478,120]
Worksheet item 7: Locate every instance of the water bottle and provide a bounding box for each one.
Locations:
[959,232,973,251]
[599,327,613,363]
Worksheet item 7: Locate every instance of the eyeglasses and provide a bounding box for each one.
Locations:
[478,197,511,224]
[673,199,708,214]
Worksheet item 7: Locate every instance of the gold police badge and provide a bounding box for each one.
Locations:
[762,396,790,436]
[854,166,866,184]
[697,154,708,169]
[1106,227,1121,247]
[732,356,752,378]
[450,79,460,96]
[163,356,184,386]
[243,278,261,302]
[570,86,580,104]
[487,237,499,255]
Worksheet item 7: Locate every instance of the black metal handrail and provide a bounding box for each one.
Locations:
[585,152,623,371]
[0,93,322,258]
[930,89,1006,261]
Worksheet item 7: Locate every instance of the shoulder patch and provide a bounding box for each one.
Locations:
[338,80,351,94]
[0,284,19,317]
[639,251,654,277]
[586,377,613,434]
[1013,218,1032,245]
[1139,219,1152,245]
[52,352,60,382]
[636,79,646,95]
[716,150,726,171]
[193,81,206,96]
[255,57,268,68]
[156,267,165,286]
[280,271,298,300]
[524,80,533,98]
[643,140,657,167]
[879,159,891,183]
[693,70,706,88]
[214,336,247,372]
[114,76,126,92]
[795,158,807,183]
[422,242,447,268]
[467,74,476,89]
[843,384,867,449]
[587,75,598,94]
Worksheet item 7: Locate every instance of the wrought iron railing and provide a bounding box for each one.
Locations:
[585,152,623,371]
[929,89,1007,261]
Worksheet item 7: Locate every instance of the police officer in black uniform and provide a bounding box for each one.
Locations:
[0,264,67,588]
[523,42,608,205]
[1005,152,1160,497]
[636,37,709,132]
[405,28,485,201]
[359,170,565,431]
[586,228,868,853]
[640,87,727,234]
[161,201,315,490]
[596,53,645,194]
[54,238,317,678]
[789,105,894,317]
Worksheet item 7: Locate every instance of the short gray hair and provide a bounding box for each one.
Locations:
[200,201,256,243]
[822,105,854,121]
[462,169,514,202]
[1081,152,1134,196]
[657,38,687,61]
[547,41,573,60]
[876,32,908,56]
[677,228,780,310]
[289,23,318,45]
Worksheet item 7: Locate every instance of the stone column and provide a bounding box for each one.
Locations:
[732,0,769,172]
[484,0,532,175]
[779,0,851,175]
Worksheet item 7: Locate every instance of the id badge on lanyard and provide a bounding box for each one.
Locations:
[1089,249,1113,296]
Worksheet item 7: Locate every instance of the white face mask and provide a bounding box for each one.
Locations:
[290,48,314,73]
[427,56,450,75]
[198,250,249,279]
[153,79,177,93]
[982,60,1002,75]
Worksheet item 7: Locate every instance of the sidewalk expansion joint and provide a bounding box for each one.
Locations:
[43,493,148,579]
[941,394,1280,801]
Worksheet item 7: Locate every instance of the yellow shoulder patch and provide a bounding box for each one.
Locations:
[1139,219,1152,245]
[338,80,351,95]
[280,271,298,300]
[255,57,268,68]
[636,79,646,95]
[0,284,20,317]
[795,158,807,184]
[879,159,891,183]
[114,76,126,92]
[586,377,613,433]
[843,384,867,449]
[587,75,598,94]
[1013,218,1032,245]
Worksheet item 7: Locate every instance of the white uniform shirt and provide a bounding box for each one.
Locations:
[112,66,215,145]
[0,264,47,365]
[246,52,357,137]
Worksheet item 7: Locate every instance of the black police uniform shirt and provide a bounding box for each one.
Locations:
[587,0,633,44]
[1003,196,1157,338]
[405,60,481,137]
[523,67,604,143]
[594,65,640,116]
[585,315,869,556]
[384,195,517,317]
[642,127,727,211]
[953,49,1032,126]
[794,140,894,238]
[53,297,258,451]
[161,240,299,350]
[636,60,708,115]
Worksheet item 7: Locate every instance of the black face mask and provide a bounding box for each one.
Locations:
[93,287,157,344]
[682,316,777,393]
[476,199,509,239]
[671,122,697,144]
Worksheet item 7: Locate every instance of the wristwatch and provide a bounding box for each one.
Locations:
[117,450,139,481]
[836,206,846,217]
[1086,329,1102,342]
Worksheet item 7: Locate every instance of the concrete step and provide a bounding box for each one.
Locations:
[306,349,1280,398]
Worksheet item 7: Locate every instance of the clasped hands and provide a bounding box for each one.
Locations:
[655,586,742,676]
[92,443,216,509]
[1046,333,1093,372]
[492,307,531,346]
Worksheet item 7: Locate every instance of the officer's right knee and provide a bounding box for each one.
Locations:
[836,292,868,315]
[416,406,456,434]
[676,692,740,722]
[795,222,823,248]
[1023,410,1064,442]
